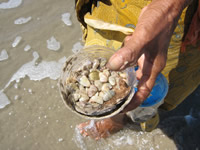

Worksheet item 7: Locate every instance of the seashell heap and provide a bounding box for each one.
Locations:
[64,57,131,116]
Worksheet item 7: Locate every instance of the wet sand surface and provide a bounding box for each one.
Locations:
[0,0,200,150]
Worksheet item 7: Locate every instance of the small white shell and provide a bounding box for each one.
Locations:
[103,90,115,101]
[73,93,81,101]
[100,58,107,67]
[103,69,110,77]
[99,91,105,98]
[101,83,112,92]
[89,95,103,104]
[79,94,89,102]
[108,76,116,86]
[87,85,98,97]
[92,59,100,69]
[79,75,90,87]
[94,80,103,91]
[99,72,108,82]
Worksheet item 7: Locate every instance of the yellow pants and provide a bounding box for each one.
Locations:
[76,0,200,131]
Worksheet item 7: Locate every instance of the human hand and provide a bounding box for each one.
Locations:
[107,0,192,112]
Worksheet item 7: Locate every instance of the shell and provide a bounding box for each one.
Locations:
[101,83,112,92]
[73,92,81,101]
[89,95,104,104]
[79,75,90,87]
[100,58,107,67]
[103,69,110,77]
[87,85,98,97]
[103,90,115,101]
[92,59,100,69]
[108,76,116,86]
[94,80,103,91]
[89,71,99,81]
[99,72,108,82]
[79,94,89,102]
[99,91,105,98]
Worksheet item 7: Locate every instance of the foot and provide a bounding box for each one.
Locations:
[77,114,125,140]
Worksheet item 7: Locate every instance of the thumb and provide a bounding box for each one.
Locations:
[107,35,143,70]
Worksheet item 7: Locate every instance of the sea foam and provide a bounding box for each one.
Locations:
[0,0,22,9]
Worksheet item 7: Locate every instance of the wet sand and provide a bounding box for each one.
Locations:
[0,0,200,150]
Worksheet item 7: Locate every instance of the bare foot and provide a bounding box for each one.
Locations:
[77,114,125,140]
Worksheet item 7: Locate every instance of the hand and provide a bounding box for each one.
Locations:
[107,0,191,112]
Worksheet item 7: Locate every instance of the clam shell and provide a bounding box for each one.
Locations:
[103,69,110,77]
[108,76,116,86]
[87,85,98,97]
[79,94,89,102]
[73,92,81,101]
[92,59,100,69]
[103,90,115,101]
[94,80,103,91]
[99,72,108,82]
[100,58,107,67]
[79,75,90,87]
[89,95,104,104]
[101,83,112,92]
[89,71,99,81]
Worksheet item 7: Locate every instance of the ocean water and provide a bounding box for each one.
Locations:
[0,0,200,150]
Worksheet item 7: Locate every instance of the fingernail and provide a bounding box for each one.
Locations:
[107,55,124,70]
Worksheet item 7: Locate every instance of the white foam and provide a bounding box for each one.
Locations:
[72,42,83,54]
[4,51,66,90]
[61,13,72,26]
[24,45,31,52]
[14,16,32,25]
[12,36,22,48]
[0,49,8,61]
[0,0,22,9]
[0,91,10,109]
[47,36,61,51]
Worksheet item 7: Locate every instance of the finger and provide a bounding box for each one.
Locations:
[107,43,143,71]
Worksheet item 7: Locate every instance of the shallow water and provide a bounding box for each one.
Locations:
[0,0,200,150]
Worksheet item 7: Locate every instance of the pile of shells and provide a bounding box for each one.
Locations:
[63,57,131,116]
